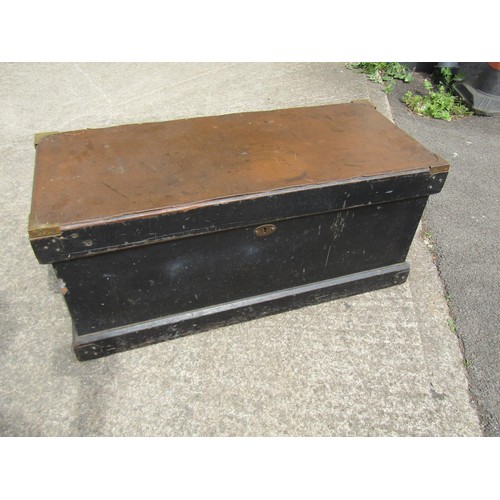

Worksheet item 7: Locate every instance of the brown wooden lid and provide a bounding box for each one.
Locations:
[29,101,448,236]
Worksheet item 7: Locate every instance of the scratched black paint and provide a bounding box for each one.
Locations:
[31,171,447,264]
[55,196,426,337]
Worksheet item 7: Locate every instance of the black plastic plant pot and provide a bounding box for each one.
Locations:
[455,63,500,116]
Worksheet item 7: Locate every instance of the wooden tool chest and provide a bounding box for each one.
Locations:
[29,101,449,360]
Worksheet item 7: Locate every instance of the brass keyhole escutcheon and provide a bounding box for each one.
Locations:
[254,224,277,237]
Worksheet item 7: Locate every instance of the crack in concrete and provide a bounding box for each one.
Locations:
[117,62,240,108]
[74,63,112,105]
[74,63,114,125]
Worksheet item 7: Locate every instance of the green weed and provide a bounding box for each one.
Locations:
[346,62,413,93]
[402,68,471,121]
[448,318,457,334]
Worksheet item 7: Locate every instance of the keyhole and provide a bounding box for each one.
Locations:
[254,224,277,237]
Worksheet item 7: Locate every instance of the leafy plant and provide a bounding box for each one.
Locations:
[438,67,457,89]
[346,62,413,93]
[402,68,471,121]
[448,318,457,334]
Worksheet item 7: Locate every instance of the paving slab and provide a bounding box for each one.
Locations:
[0,63,481,436]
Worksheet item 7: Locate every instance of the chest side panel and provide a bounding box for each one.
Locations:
[55,197,427,335]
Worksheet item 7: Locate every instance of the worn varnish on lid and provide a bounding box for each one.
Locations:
[29,101,449,263]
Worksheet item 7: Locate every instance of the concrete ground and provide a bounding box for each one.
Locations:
[387,66,500,435]
[0,63,480,436]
